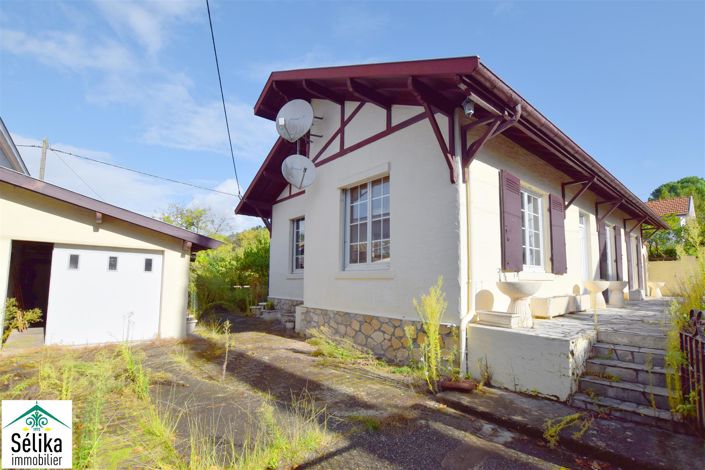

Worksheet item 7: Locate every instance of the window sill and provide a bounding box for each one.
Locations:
[335,270,395,280]
[286,273,304,280]
[517,271,555,281]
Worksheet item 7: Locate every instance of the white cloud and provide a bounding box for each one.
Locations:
[0,29,134,72]
[94,0,200,55]
[188,178,261,234]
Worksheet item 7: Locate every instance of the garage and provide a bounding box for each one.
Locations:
[45,246,164,345]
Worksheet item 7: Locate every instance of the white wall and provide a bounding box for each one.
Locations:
[269,193,306,301]
[45,245,163,345]
[269,100,463,323]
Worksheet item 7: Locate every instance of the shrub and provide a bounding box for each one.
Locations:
[413,276,447,393]
[2,298,42,343]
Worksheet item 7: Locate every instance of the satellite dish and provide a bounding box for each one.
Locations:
[281,154,316,190]
[276,99,314,142]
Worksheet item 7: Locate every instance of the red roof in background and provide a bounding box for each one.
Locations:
[237,56,668,230]
[646,197,691,217]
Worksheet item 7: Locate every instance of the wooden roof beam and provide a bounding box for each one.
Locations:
[408,76,457,115]
[302,79,345,104]
[347,78,392,110]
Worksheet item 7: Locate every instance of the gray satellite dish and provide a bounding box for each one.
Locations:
[276,99,314,142]
[281,154,316,190]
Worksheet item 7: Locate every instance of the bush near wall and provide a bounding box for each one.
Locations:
[191,228,270,318]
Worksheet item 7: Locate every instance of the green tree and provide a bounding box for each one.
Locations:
[158,204,230,235]
[649,176,705,225]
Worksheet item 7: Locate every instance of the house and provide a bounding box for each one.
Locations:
[0,119,221,346]
[646,196,696,226]
[236,57,667,397]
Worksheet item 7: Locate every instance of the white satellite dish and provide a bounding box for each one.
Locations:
[276,99,314,142]
[281,154,316,190]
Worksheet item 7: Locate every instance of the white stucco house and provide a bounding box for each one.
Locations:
[236,57,667,398]
[0,117,221,346]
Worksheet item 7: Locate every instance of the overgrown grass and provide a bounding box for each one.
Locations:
[542,412,593,448]
[307,327,372,363]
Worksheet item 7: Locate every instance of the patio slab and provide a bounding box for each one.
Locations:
[2,327,44,352]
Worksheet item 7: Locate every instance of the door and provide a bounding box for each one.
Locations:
[45,245,163,345]
[578,214,590,283]
[605,225,615,281]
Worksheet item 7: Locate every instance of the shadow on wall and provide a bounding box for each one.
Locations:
[475,290,494,311]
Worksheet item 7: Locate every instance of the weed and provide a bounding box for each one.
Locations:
[543,412,591,448]
[348,414,382,432]
[222,319,232,381]
[413,276,447,393]
[307,327,372,363]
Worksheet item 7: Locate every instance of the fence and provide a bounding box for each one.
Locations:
[680,309,705,434]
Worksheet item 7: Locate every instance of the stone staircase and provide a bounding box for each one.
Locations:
[571,330,688,433]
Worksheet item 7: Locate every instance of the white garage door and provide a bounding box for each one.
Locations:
[45,245,163,345]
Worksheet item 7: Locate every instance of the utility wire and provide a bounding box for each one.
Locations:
[50,149,104,200]
[205,0,242,198]
[17,144,239,197]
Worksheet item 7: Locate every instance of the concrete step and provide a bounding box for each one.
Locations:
[571,393,689,434]
[591,342,666,368]
[579,376,670,410]
[586,358,667,388]
[597,330,666,350]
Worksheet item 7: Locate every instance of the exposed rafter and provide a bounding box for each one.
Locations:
[562,176,595,210]
[302,79,344,104]
[271,81,307,101]
[346,78,392,109]
[408,76,457,115]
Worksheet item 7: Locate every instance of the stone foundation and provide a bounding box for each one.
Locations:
[269,297,303,313]
[296,306,458,364]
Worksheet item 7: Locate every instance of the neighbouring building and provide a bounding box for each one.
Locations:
[236,57,667,397]
[646,196,696,226]
[0,118,221,346]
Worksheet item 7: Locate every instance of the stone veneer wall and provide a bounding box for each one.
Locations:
[269,297,303,313]
[297,306,458,364]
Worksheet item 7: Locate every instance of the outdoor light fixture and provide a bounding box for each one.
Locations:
[462,97,475,117]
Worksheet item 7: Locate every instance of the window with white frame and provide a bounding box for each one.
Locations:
[344,176,390,268]
[521,190,544,270]
[292,217,305,272]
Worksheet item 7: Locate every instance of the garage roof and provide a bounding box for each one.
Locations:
[0,167,222,252]
[237,56,667,230]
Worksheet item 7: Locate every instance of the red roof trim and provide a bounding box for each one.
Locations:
[1,167,221,251]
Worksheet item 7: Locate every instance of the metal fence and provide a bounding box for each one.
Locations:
[680,309,705,434]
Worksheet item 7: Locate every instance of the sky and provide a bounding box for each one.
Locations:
[1,0,704,233]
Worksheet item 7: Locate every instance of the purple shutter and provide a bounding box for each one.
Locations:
[499,170,522,272]
[548,193,567,274]
[636,234,644,289]
[625,229,633,290]
[614,225,623,281]
[597,221,608,279]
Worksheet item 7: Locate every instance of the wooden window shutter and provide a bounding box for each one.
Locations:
[614,225,623,281]
[597,221,608,279]
[636,234,644,289]
[499,170,522,272]
[625,232,633,290]
[548,193,567,274]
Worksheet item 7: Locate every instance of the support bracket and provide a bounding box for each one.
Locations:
[624,216,648,234]
[595,198,623,225]
[561,176,595,211]
[347,78,391,110]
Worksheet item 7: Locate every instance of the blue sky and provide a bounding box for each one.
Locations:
[1,0,703,232]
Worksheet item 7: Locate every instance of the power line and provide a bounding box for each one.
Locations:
[50,149,104,200]
[205,0,242,198]
[16,144,239,197]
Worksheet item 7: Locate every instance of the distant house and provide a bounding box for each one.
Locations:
[646,196,696,226]
[0,118,220,346]
[236,57,666,379]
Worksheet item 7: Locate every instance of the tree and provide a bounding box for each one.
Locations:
[158,204,230,235]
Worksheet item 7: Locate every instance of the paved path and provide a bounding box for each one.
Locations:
[145,317,616,469]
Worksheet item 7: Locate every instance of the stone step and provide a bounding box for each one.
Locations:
[571,393,688,434]
[597,330,666,350]
[586,358,667,387]
[579,376,670,410]
[591,342,666,368]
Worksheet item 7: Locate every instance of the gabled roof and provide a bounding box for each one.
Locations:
[0,167,221,252]
[646,196,692,217]
[237,56,667,229]
[0,117,30,175]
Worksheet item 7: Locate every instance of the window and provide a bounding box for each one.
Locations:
[521,190,544,270]
[292,218,305,272]
[344,176,390,268]
[144,258,153,272]
[68,254,79,270]
[108,256,118,271]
